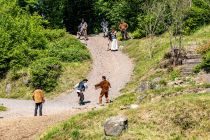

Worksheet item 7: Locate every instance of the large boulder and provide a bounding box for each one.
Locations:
[104,115,128,136]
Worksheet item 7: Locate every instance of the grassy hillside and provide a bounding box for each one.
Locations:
[40,25,210,140]
[0,1,91,99]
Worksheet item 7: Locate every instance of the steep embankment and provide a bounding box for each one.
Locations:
[0,36,133,140]
[41,25,210,140]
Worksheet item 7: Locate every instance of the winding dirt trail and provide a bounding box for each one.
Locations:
[0,36,133,140]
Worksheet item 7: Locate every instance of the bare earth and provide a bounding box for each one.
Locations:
[0,36,133,140]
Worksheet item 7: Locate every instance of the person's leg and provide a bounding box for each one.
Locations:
[39,103,43,116]
[81,92,84,104]
[121,31,124,39]
[79,92,84,105]
[99,91,104,104]
[34,103,38,116]
[105,92,109,103]
[84,30,88,40]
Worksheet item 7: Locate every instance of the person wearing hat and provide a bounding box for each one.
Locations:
[74,79,88,105]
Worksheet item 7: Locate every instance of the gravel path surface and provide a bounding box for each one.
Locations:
[0,36,133,140]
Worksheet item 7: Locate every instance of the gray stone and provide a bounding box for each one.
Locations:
[137,95,147,103]
[5,83,11,95]
[104,115,128,136]
[23,77,29,85]
[195,73,210,84]
[152,77,162,83]
[138,82,149,92]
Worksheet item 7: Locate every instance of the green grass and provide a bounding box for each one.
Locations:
[0,105,7,111]
[0,61,91,99]
[40,25,210,140]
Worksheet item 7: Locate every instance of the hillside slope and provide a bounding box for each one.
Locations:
[41,25,210,140]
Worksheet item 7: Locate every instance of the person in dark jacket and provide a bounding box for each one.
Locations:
[74,79,88,105]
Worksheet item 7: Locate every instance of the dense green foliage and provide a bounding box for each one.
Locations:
[18,0,210,36]
[0,0,90,92]
[30,57,62,92]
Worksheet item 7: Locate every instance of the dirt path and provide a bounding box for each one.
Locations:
[0,36,133,140]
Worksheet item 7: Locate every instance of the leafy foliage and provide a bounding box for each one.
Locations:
[0,0,90,92]
[30,57,62,92]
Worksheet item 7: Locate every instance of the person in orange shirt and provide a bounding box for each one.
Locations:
[32,87,45,116]
[119,20,129,40]
[95,76,111,105]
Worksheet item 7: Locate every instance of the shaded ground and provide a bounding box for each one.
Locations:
[0,35,133,140]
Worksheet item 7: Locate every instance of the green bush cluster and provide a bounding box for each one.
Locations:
[195,51,210,73]
[183,0,210,34]
[30,58,62,92]
[0,0,90,91]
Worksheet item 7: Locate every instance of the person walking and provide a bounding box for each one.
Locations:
[77,19,88,40]
[95,76,111,105]
[110,28,118,51]
[74,79,88,105]
[119,20,129,40]
[101,18,109,37]
[32,87,45,116]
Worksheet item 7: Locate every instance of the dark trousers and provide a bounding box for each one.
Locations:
[77,92,84,105]
[121,30,128,40]
[34,102,43,116]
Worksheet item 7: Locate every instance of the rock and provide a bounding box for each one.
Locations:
[137,82,149,92]
[23,77,29,85]
[120,106,129,110]
[195,73,210,84]
[199,88,210,94]
[5,83,12,95]
[137,95,147,103]
[104,115,128,136]
[152,77,162,83]
[130,104,139,109]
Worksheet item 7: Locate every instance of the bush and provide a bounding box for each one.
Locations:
[131,30,142,39]
[183,1,210,34]
[29,57,62,92]
[195,51,210,73]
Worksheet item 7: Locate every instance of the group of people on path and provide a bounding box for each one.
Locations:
[74,76,111,106]
[32,76,111,116]
[32,18,127,116]
[77,18,130,51]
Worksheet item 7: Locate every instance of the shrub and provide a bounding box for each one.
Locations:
[44,29,66,41]
[29,57,62,92]
[131,30,142,39]
[183,1,210,34]
[195,51,210,73]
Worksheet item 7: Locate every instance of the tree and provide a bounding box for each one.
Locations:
[167,0,191,66]
[140,0,168,58]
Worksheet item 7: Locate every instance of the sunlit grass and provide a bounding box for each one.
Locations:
[0,61,91,99]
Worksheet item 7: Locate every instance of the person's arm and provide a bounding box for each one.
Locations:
[119,24,121,30]
[41,91,45,103]
[95,82,101,89]
[32,93,35,101]
[109,82,111,88]
[126,23,128,29]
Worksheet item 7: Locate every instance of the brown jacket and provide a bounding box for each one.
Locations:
[33,89,45,103]
[95,80,111,92]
